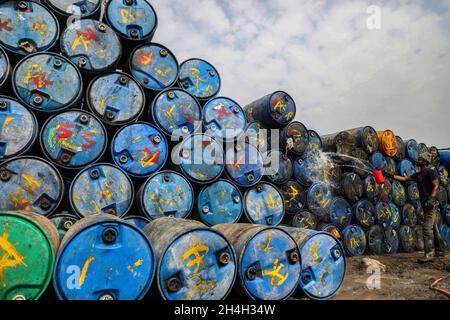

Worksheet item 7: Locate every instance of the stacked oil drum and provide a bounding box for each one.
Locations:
[0,1,445,302]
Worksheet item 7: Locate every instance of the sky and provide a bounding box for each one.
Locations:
[152,0,450,148]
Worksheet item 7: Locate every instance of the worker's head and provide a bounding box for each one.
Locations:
[417,152,431,167]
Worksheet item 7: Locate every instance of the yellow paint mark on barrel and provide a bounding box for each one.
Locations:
[0,230,27,288]
[312,242,319,263]
[127,259,144,273]
[79,256,95,287]
[262,259,289,287]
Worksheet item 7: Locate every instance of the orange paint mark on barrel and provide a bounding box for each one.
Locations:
[79,256,95,286]
[377,130,398,157]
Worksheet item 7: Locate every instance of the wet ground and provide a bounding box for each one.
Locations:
[335,249,450,300]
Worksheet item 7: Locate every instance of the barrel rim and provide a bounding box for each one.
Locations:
[43,0,102,18]
[0,46,10,88]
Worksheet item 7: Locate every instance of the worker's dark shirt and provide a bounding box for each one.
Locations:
[412,167,439,206]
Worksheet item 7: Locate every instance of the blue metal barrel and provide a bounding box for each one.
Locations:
[0,1,59,57]
[405,139,419,163]
[438,224,450,247]
[224,141,264,187]
[0,47,10,89]
[264,150,293,185]
[44,0,101,19]
[390,180,406,207]
[307,182,332,220]
[123,215,150,230]
[394,136,406,161]
[151,88,201,138]
[406,182,421,208]
[379,179,392,202]
[385,157,397,176]
[439,150,450,170]
[398,225,416,253]
[0,156,63,215]
[375,201,392,227]
[401,203,417,228]
[279,180,307,214]
[69,163,134,218]
[111,122,168,179]
[430,146,440,168]
[173,134,224,185]
[128,43,178,94]
[12,53,83,113]
[197,179,243,226]
[363,175,379,203]
[352,199,375,230]
[293,152,324,187]
[342,224,366,256]
[389,202,401,230]
[50,212,79,240]
[384,226,399,254]
[438,165,449,187]
[441,204,450,226]
[137,170,194,220]
[397,159,416,177]
[282,227,345,300]
[0,96,38,162]
[213,223,300,300]
[244,91,296,128]
[280,121,309,156]
[366,225,384,255]
[40,110,107,170]
[290,211,317,229]
[54,214,156,300]
[178,58,221,102]
[105,0,157,43]
[86,71,145,126]
[203,97,246,142]
[244,121,269,154]
[243,182,285,226]
[341,172,363,203]
[318,223,344,245]
[145,217,237,300]
[370,151,387,171]
[329,197,352,228]
[60,19,121,73]
[305,130,322,153]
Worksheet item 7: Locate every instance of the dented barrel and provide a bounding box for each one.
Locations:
[145,217,237,300]
[405,139,419,163]
[352,199,375,230]
[341,172,363,203]
[264,149,293,185]
[0,156,63,215]
[307,182,332,220]
[280,121,309,156]
[342,224,366,256]
[197,179,243,226]
[377,130,397,157]
[40,110,107,170]
[69,163,134,217]
[224,141,264,187]
[213,223,300,300]
[178,58,221,102]
[329,197,352,228]
[111,122,168,179]
[290,211,317,230]
[12,52,83,113]
[151,88,202,137]
[0,96,38,162]
[244,91,296,128]
[50,212,79,241]
[279,180,307,214]
[137,170,194,220]
[0,211,59,300]
[243,182,285,226]
[398,159,416,177]
[54,214,156,300]
[86,71,146,126]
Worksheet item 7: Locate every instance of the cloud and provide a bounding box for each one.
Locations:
[152,0,450,148]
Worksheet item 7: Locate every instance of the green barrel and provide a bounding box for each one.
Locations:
[0,211,59,300]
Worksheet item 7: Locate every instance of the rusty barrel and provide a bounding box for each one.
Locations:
[377,130,398,157]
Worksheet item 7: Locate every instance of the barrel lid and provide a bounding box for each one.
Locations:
[360,126,378,154]
[0,211,55,300]
[54,218,155,300]
[0,47,9,86]
[399,225,416,252]
[129,43,178,91]
[390,180,406,207]
[244,121,269,154]
[395,136,406,161]
[282,121,309,156]
[203,97,246,141]
[405,139,419,162]
[438,166,449,187]
[385,157,397,176]
[141,171,193,220]
[377,130,398,157]
[384,226,399,254]
[265,149,292,185]
[177,134,224,184]
[341,172,363,203]
[402,203,417,227]
[87,71,145,126]
[244,182,285,226]
[307,182,332,219]
[50,212,79,240]
[0,157,63,215]
[13,53,82,112]
[370,151,387,171]
[61,19,121,72]
[106,0,157,41]
[70,163,134,217]
[406,182,420,208]
[0,1,59,55]
[363,175,379,202]
[198,179,243,226]
[158,228,236,300]
[0,96,38,161]
[123,215,150,230]
[353,199,375,230]
[293,153,324,187]
[240,227,300,300]
[152,88,201,137]
[225,142,263,187]
[45,0,101,17]
[111,122,168,178]
[178,58,221,100]
[305,130,322,153]
[366,225,384,255]
[290,211,317,229]
[342,224,366,256]
[397,159,416,177]
[268,91,296,126]
[330,197,352,228]
[41,110,107,169]
[375,201,392,227]
[388,202,401,230]
[279,180,307,214]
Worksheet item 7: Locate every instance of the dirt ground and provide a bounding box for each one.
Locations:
[335,249,450,300]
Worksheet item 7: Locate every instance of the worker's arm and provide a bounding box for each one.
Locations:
[392,174,413,182]
[430,178,439,199]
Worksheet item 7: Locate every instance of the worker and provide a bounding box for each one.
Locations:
[384,152,445,262]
